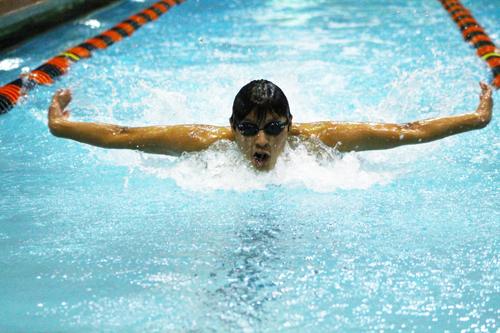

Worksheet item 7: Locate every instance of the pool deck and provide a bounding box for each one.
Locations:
[0,0,119,51]
[0,0,43,16]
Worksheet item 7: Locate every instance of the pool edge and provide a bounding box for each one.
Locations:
[0,0,121,52]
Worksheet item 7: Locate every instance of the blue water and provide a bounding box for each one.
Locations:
[0,0,499,331]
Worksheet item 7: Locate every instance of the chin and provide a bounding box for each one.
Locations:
[252,159,275,171]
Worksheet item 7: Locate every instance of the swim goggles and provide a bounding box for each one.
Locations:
[237,120,289,136]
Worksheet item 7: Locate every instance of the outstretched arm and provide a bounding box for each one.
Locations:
[292,83,493,152]
[48,89,233,155]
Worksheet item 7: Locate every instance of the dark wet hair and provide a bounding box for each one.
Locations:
[230,80,292,128]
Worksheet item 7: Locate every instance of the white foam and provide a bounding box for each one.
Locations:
[0,58,23,71]
[66,54,479,194]
[91,138,393,193]
[82,19,101,29]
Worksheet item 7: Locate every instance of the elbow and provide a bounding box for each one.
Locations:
[100,127,131,148]
[401,124,427,143]
[101,134,127,149]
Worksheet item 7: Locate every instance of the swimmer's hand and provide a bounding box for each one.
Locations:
[48,89,72,126]
[293,82,494,152]
[475,82,493,127]
[47,89,232,155]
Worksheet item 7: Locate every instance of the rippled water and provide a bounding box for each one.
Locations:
[0,0,499,331]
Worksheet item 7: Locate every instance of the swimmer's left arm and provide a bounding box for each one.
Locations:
[293,82,493,152]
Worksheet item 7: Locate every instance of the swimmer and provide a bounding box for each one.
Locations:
[48,80,493,171]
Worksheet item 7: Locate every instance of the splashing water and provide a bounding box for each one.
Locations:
[92,137,393,192]
[0,0,498,332]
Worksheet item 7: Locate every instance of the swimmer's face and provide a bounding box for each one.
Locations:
[232,110,290,171]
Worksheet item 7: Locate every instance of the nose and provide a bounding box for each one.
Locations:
[255,129,269,147]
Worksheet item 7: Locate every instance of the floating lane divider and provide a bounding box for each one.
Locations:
[439,0,500,89]
[0,0,184,115]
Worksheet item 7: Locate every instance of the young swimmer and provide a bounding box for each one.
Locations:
[48,80,493,171]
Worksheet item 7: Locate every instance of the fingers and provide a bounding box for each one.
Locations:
[476,82,493,125]
[54,88,72,109]
[49,88,72,121]
[479,81,492,99]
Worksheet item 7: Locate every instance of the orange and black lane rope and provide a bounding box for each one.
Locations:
[439,0,500,89]
[0,0,183,114]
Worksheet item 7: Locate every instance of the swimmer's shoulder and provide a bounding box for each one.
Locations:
[290,121,335,138]
[187,124,234,142]
[290,121,351,150]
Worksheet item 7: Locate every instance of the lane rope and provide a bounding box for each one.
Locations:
[439,0,500,89]
[0,0,184,114]
[1,0,496,115]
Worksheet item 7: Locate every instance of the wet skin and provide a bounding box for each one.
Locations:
[48,83,493,171]
[232,111,289,171]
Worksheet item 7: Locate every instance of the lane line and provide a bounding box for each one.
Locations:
[0,0,184,114]
[439,0,500,89]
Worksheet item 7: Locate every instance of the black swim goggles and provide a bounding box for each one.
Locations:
[237,120,289,136]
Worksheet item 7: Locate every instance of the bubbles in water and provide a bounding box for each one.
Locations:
[357,61,481,123]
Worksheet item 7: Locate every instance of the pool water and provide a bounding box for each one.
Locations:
[0,0,499,331]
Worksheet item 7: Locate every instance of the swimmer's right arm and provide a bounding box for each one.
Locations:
[48,89,234,155]
[292,82,493,151]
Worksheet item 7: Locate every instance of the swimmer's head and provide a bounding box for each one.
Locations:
[230,80,292,171]
[230,80,292,127]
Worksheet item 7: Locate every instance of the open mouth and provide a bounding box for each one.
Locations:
[253,152,270,168]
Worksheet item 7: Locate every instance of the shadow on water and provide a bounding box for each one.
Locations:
[204,209,284,331]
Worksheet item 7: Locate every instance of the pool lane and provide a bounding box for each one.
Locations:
[439,0,500,88]
[1,0,499,116]
[0,0,183,115]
